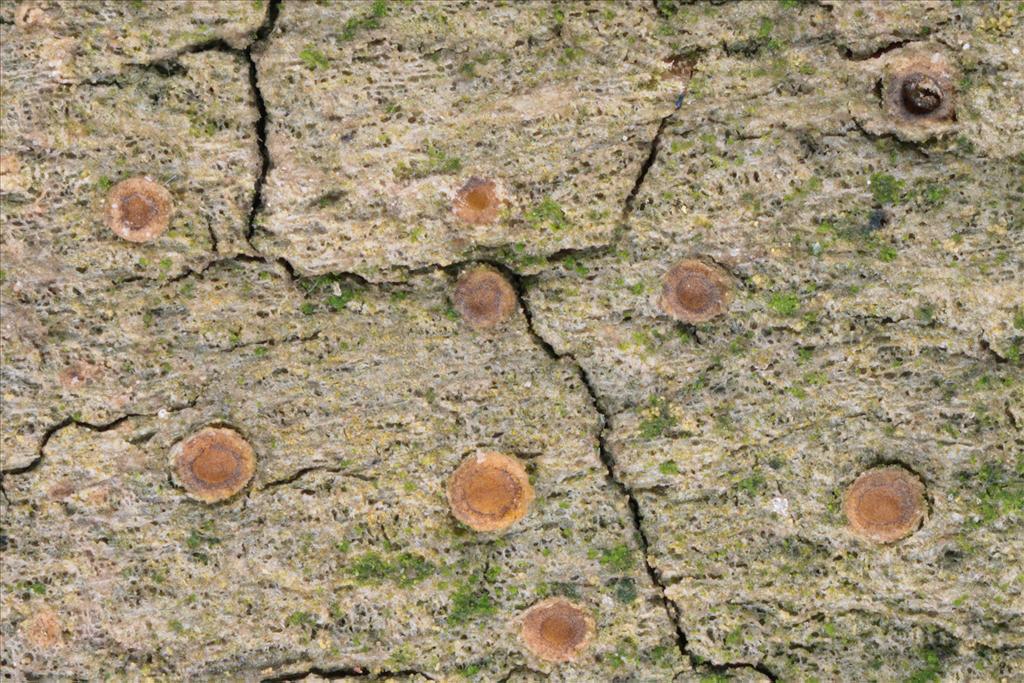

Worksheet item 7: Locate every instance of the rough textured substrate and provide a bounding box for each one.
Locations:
[1,1,1021,681]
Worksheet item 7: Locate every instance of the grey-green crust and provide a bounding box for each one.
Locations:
[252,1,681,281]
[2,1,1022,681]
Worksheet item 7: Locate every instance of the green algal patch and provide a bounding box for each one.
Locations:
[1013,307,1024,330]
[185,521,220,564]
[906,649,943,683]
[736,472,765,496]
[348,551,435,587]
[298,272,362,313]
[394,141,462,180]
[638,396,677,439]
[612,577,637,603]
[598,543,635,572]
[525,197,570,231]
[339,0,388,42]
[299,46,329,70]
[285,610,316,628]
[768,291,800,316]
[561,256,589,276]
[869,172,905,204]
[659,460,679,475]
[963,463,1024,525]
[878,245,898,262]
[447,580,496,625]
[921,183,950,206]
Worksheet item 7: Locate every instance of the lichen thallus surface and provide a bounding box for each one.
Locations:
[85,68,948,670]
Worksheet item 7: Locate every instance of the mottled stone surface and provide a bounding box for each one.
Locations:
[253,1,682,281]
[2,1,1022,681]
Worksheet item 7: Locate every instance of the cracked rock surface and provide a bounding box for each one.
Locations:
[1,1,1022,681]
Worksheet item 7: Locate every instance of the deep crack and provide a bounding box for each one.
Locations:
[262,667,434,682]
[243,0,280,244]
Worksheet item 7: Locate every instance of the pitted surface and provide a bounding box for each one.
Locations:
[2,1,1021,681]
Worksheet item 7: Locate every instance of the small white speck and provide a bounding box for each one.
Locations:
[157,409,169,419]
[771,497,790,516]
[962,43,970,51]
[1013,47,1020,56]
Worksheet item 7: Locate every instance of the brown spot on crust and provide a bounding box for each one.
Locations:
[105,177,173,243]
[884,58,956,125]
[15,3,49,28]
[658,259,733,323]
[171,427,256,503]
[22,609,62,649]
[453,267,517,329]
[453,177,501,225]
[58,361,100,390]
[844,466,926,543]
[521,598,594,663]
[447,451,533,532]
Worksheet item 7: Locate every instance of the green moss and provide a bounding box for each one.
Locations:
[869,172,905,204]
[447,582,496,625]
[339,0,388,41]
[878,245,898,262]
[768,292,800,316]
[599,543,635,572]
[285,611,316,628]
[613,577,637,603]
[525,197,570,231]
[394,141,462,180]
[659,460,680,475]
[906,649,942,683]
[299,46,329,70]
[967,463,1024,524]
[639,396,676,439]
[349,551,435,587]
[735,473,765,496]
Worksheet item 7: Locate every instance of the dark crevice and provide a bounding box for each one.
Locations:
[215,330,321,354]
[263,667,433,682]
[515,286,777,680]
[243,0,279,244]
[1,399,198,480]
[259,465,375,491]
[624,114,672,218]
[840,38,916,61]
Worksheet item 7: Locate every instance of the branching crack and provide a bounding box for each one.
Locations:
[259,465,376,491]
[1,398,198,479]
[263,666,434,682]
[515,283,777,681]
[243,0,280,244]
